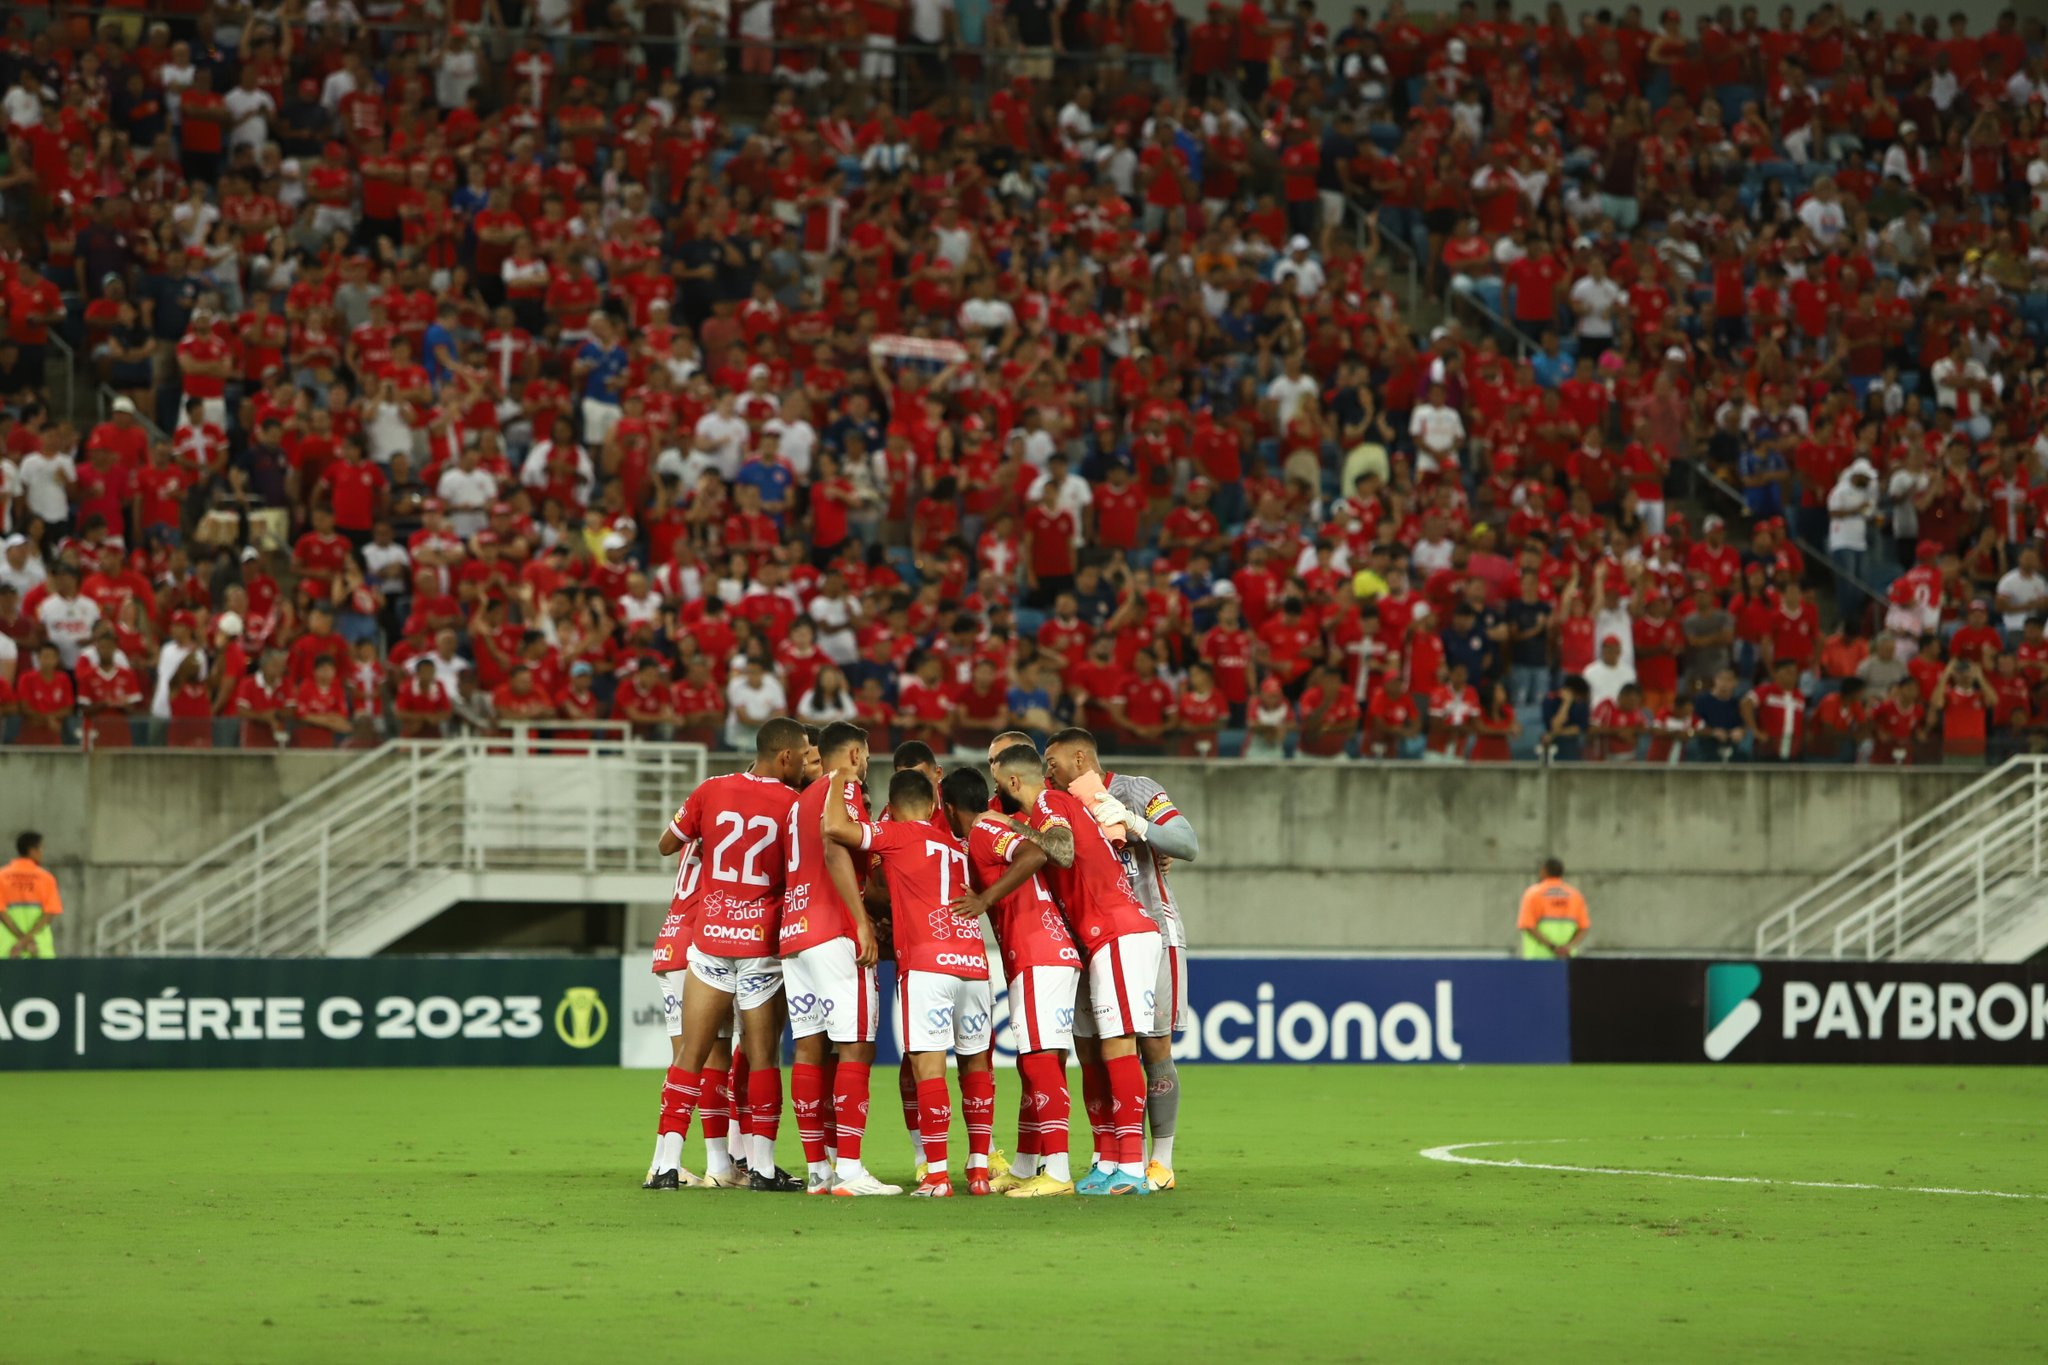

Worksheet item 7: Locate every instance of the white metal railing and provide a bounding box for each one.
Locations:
[93,726,709,957]
[1754,757,2048,960]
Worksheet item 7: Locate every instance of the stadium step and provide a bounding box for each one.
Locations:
[1755,756,2048,963]
[93,729,709,957]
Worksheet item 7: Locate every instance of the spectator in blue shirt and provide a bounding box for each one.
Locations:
[734,436,796,523]
[1540,676,1592,761]
[422,302,459,388]
[574,314,630,447]
[1691,667,1749,762]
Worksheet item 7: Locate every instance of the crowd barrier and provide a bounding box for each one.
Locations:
[5,956,2042,1069]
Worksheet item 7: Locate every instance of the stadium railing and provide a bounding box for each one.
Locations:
[92,724,709,957]
[1753,754,2048,961]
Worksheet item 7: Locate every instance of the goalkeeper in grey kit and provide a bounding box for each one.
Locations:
[1042,727,1197,1192]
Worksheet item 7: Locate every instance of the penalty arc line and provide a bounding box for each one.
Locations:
[1418,1139,2048,1202]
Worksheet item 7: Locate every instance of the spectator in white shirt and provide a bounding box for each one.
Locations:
[693,396,751,480]
[1996,547,2048,633]
[1794,177,1847,245]
[17,447,76,530]
[1582,635,1637,710]
[36,566,101,668]
[1569,256,1624,344]
[1408,383,1466,475]
[725,657,788,749]
[1272,235,1327,300]
[435,446,498,538]
[1,534,47,597]
[1826,458,1880,621]
[1264,353,1320,426]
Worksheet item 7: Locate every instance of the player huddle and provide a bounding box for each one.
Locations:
[643,717,1193,1198]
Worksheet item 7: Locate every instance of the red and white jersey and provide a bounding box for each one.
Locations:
[967,813,1082,978]
[857,818,989,980]
[778,776,867,957]
[651,836,702,972]
[1750,682,1806,759]
[1029,787,1158,957]
[1105,771,1187,949]
[671,770,799,956]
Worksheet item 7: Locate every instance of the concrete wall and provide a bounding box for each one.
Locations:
[0,752,1979,955]
[0,751,356,949]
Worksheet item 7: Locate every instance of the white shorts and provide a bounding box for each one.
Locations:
[899,970,993,1056]
[1072,931,1164,1040]
[655,966,737,1039]
[687,945,784,1013]
[581,396,622,447]
[782,937,879,1044]
[1141,944,1189,1038]
[1008,964,1080,1054]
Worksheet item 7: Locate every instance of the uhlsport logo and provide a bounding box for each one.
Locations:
[1704,963,1763,1060]
[554,987,610,1049]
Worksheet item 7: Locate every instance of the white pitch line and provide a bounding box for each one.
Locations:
[1419,1139,2047,1202]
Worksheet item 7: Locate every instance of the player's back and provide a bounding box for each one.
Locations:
[966,814,1080,978]
[681,770,799,956]
[652,839,702,972]
[870,819,987,978]
[1031,787,1156,953]
[778,776,866,956]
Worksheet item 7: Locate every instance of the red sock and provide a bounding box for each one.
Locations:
[961,1068,995,1169]
[1017,1051,1067,1157]
[916,1075,952,1173]
[1081,1061,1112,1163]
[700,1068,730,1141]
[657,1067,700,1138]
[747,1066,783,1154]
[1015,1069,1042,1159]
[1105,1054,1146,1166]
[818,1057,839,1153]
[731,1052,754,1147]
[791,1062,827,1165]
[832,1061,871,1163]
[898,1057,919,1131]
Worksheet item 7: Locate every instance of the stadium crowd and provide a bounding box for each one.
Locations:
[0,0,2046,764]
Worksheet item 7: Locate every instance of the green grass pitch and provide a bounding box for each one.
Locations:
[9,1065,2044,1363]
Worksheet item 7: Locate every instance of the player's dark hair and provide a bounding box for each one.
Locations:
[893,741,938,771]
[889,768,936,812]
[1543,857,1565,879]
[16,830,41,858]
[1047,727,1097,751]
[940,768,989,813]
[818,721,868,762]
[992,743,1043,778]
[802,723,821,746]
[756,716,806,757]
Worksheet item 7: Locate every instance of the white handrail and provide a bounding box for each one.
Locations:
[95,734,710,957]
[1759,756,2048,961]
[1754,756,2047,957]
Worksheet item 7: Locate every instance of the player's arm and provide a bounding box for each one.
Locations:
[823,838,879,967]
[821,776,869,849]
[1027,817,1075,869]
[949,833,1049,918]
[657,796,693,857]
[1121,781,1200,860]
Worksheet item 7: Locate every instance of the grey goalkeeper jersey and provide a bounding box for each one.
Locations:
[1106,771,1192,950]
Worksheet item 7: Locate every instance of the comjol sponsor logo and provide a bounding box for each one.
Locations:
[1703,962,1763,1060]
